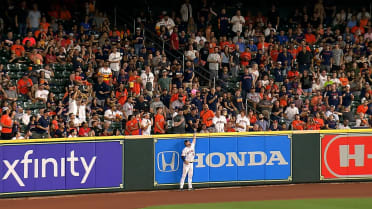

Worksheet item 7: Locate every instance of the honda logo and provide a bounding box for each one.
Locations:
[157,151,180,172]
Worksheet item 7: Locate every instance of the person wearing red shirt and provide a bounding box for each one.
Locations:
[22,31,36,46]
[288,45,298,59]
[0,107,13,139]
[170,27,179,51]
[248,109,257,125]
[219,36,229,50]
[200,104,215,127]
[292,114,305,130]
[351,25,365,35]
[306,116,320,130]
[240,47,251,67]
[128,71,141,96]
[125,115,139,135]
[304,29,316,44]
[287,68,300,81]
[154,107,166,134]
[11,39,25,57]
[257,36,269,52]
[116,83,128,106]
[17,73,33,98]
[270,45,280,62]
[78,122,91,137]
[225,121,236,132]
[127,112,142,135]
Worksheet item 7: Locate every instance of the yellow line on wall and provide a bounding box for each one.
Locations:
[1,129,372,144]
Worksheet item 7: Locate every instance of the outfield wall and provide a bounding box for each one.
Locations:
[0,130,371,197]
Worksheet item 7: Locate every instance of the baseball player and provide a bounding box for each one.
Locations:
[180,130,197,190]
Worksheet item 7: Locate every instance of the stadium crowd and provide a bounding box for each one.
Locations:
[0,0,371,139]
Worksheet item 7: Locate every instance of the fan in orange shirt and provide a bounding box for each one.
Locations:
[314,112,325,129]
[304,29,316,44]
[240,47,251,67]
[126,114,142,135]
[128,71,141,96]
[292,114,305,130]
[154,108,166,134]
[339,74,349,87]
[116,83,128,106]
[11,39,25,57]
[357,100,369,114]
[306,116,320,130]
[200,104,215,127]
[225,121,236,132]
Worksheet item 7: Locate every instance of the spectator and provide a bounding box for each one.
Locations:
[35,109,50,139]
[0,107,13,139]
[255,113,269,131]
[213,110,226,133]
[236,110,250,132]
[141,113,152,136]
[172,107,185,134]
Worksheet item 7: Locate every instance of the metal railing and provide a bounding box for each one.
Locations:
[114,12,212,85]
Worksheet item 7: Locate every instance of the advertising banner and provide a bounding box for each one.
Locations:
[0,141,123,194]
[322,134,372,179]
[154,135,291,185]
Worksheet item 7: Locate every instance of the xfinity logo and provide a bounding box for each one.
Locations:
[2,150,97,187]
[157,151,288,172]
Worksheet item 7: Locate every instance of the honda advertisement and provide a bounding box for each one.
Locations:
[0,141,123,194]
[154,135,291,185]
[322,134,372,179]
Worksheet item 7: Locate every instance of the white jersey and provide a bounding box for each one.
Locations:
[181,142,195,163]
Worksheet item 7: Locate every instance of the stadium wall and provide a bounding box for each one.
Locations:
[0,130,372,197]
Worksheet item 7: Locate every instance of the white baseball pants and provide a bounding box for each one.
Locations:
[180,162,193,189]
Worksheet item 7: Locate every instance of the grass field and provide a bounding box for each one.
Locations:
[143,198,372,209]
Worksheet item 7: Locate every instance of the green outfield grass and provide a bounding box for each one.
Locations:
[143,198,372,209]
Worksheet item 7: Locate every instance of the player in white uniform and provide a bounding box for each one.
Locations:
[180,130,197,190]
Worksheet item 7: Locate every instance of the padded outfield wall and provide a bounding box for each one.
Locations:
[0,130,371,197]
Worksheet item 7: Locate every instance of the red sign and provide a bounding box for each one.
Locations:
[321,134,372,179]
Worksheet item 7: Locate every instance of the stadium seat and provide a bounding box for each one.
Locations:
[110,122,122,130]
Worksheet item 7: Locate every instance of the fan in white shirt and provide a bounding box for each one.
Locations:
[236,111,250,132]
[231,10,245,33]
[212,111,227,133]
[284,103,299,121]
[108,47,122,74]
[104,105,122,124]
[141,113,152,135]
[123,97,134,120]
[21,109,32,125]
[160,15,175,34]
[319,70,328,87]
[140,66,155,91]
[35,84,49,102]
[180,0,192,22]
[185,45,197,61]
